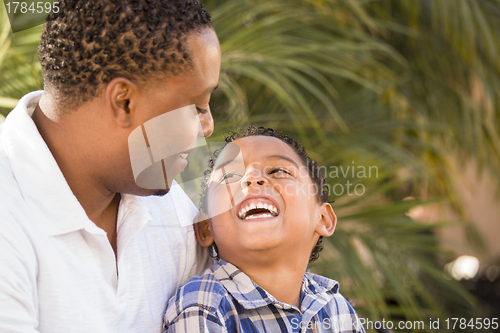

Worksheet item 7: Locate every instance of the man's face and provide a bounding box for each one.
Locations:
[115,27,221,196]
[203,136,331,265]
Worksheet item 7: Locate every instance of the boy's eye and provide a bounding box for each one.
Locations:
[220,172,242,183]
[269,168,292,177]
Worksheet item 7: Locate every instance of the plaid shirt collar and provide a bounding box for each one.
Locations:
[212,259,339,318]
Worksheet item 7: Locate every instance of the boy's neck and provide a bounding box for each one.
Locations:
[234,259,309,308]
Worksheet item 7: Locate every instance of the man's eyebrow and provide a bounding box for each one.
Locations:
[266,155,300,168]
[205,84,218,94]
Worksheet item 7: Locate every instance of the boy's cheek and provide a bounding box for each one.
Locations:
[208,215,233,245]
[207,183,245,219]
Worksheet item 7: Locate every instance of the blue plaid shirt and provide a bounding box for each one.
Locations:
[164,260,364,332]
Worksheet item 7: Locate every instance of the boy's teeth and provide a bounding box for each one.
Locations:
[245,213,273,220]
[237,199,279,219]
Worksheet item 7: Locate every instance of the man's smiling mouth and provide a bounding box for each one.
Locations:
[238,198,279,220]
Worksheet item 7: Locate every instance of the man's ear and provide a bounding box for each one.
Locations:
[315,203,337,237]
[193,219,214,248]
[105,77,136,128]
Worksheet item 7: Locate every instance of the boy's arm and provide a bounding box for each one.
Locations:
[164,306,225,333]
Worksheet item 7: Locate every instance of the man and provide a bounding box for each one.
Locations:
[0,0,221,332]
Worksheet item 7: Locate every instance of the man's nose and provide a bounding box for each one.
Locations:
[198,106,214,138]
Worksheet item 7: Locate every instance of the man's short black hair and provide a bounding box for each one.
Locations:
[201,126,330,263]
[38,0,212,108]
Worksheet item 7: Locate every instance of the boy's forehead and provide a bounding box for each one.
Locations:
[213,142,243,171]
[215,136,303,168]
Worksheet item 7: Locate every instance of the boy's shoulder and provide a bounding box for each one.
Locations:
[303,272,364,332]
[164,259,268,329]
[165,265,228,317]
[162,261,257,332]
[164,261,239,330]
[303,271,354,310]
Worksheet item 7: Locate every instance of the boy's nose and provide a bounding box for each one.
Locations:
[245,179,265,186]
[242,170,267,187]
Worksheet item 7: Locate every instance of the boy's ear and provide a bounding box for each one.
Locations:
[315,203,337,237]
[193,218,214,248]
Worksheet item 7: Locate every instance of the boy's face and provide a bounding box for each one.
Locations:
[195,136,336,265]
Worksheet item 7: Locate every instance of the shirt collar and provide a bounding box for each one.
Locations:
[1,91,97,236]
[1,91,153,237]
[300,271,339,323]
[212,259,339,314]
[116,193,153,256]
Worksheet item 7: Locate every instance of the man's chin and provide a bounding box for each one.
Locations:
[130,187,170,197]
[152,189,169,196]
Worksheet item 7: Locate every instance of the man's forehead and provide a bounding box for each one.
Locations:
[187,28,221,69]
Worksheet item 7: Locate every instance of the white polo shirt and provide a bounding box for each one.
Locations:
[0,91,211,333]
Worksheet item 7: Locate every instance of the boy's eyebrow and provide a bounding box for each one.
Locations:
[266,155,300,168]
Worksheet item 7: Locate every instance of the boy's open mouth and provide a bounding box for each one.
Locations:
[238,198,279,220]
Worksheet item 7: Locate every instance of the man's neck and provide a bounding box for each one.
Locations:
[32,98,120,254]
[231,258,309,308]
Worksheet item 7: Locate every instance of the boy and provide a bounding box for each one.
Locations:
[163,126,364,332]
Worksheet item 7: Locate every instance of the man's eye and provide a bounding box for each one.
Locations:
[220,173,242,183]
[269,168,292,176]
[196,107,208,114]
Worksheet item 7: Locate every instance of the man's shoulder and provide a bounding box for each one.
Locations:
[0,101,37,217]
[0,132,28,225]
[0,143,37,262]
[0,129,20,201]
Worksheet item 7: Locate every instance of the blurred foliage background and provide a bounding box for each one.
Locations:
[1,0,500,332]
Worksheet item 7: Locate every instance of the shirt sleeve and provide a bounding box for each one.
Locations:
[0,217,39,333]
[164,306,225,333]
